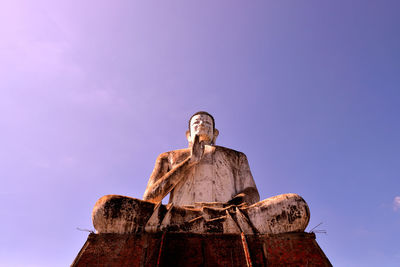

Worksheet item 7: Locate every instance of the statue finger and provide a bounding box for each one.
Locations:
[194,134,200,144]
[191,135,201,160]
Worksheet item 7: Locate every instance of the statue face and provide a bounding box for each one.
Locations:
[189,114,214,144]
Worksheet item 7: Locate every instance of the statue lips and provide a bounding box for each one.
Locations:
[196,127,211,140]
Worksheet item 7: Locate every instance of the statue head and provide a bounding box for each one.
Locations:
[186,111,219,146]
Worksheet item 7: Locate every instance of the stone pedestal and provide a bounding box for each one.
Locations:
[72,232,331,266]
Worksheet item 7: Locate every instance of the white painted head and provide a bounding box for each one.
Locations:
[186,111,219,146]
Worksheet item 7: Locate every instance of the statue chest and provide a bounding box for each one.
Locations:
[170,149,237,205]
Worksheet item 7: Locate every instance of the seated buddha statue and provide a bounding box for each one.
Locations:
[92,111,310,235]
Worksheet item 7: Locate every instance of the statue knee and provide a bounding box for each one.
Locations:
[279,193,310,228]
[246,193,310,234]
[92,195,155,234]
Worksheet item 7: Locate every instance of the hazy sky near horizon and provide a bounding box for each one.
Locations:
[1,1,400,266]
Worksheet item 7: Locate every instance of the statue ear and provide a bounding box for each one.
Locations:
[186,130,191,141]
[212,129,219,144]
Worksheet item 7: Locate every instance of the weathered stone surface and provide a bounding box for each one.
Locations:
[92,195,155,234]
[71,232,332,267]
[92,111,310,235]
[142,112,260,206]
[93,194,309,234]
[246,193,310,234]
[144,145,259,206]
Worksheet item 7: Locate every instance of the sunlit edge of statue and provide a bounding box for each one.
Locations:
[92,111,310,235]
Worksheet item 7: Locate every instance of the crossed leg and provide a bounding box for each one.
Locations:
[92,193,309,234]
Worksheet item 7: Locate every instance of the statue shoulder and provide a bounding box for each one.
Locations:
[213,145,247,159]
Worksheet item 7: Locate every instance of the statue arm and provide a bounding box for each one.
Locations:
[143,135,204,203]
[143,153,195,203]
[230,153,260,205]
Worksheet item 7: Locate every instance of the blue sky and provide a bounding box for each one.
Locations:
[1,1,399,266]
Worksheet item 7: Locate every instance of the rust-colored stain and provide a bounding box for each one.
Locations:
[241,232,253,267]
[72,232,331,267]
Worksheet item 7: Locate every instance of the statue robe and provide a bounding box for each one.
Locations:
[146,145,260,206]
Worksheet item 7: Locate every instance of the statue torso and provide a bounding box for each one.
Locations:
[165,146,252,206]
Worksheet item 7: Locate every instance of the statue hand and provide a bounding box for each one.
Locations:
[227,193,246,206]
[191,135,205,163]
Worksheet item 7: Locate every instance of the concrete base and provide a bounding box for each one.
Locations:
[72,232,331,267]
